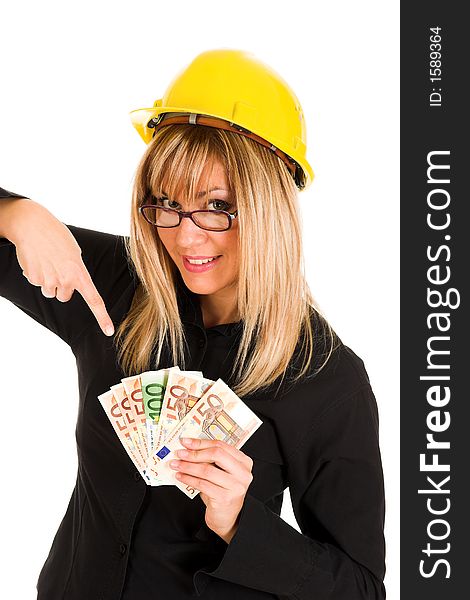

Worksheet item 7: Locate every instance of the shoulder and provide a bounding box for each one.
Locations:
[270,310,374,424]
[317,340,372,392]
[288,306,371,392]
[280,341,379,463]
[291,339,372,407]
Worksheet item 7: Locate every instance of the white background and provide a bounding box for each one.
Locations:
[0,1,399,597]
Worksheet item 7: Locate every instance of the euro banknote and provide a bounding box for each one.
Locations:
[150,377,263,498]
[98,368,263,498]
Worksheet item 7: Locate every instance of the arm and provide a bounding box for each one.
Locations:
[0,186,32,240]
[0,195,57,245]
[1,189,133,345]
[192,385,386,599]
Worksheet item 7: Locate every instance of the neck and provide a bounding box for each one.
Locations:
[199,289,239,328]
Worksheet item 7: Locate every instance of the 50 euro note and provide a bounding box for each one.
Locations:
[140,368,204,459]
[149,378,263,499]
[98,388,173,486]
[97,389,152,484]
[152,369,214,457]
[111,381,175,486]
[121,374,149,459]
[110,383,147,468]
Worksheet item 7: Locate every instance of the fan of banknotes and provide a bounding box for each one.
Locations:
[98,367,263,499]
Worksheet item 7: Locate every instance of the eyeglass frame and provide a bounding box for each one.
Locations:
[139,202,239,232]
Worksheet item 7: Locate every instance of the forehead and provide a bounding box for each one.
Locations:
[158,159,230,199]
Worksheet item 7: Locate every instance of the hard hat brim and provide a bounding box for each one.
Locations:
[129,105,314,189]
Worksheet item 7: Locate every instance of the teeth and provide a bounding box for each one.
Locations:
[187,256,218,265]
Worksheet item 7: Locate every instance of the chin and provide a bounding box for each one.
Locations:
[180,273,220,295]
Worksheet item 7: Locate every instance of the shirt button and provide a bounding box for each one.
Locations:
[134,471,141,482]
[198,338,205,348]
[119,543,127,555]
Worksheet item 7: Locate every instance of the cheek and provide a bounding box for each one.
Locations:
[223,233,239,271]
[224,230,239,256]
[157,230,175,255]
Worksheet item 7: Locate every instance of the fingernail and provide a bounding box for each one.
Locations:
[105,325,115,336]
[180,438,192,445]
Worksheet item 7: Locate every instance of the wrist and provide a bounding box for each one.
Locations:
[0,197,33,243]
[216,526,237,544]
[211,516,240,544]
[3,198,46,245]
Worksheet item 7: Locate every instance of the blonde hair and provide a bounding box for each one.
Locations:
[114,124,338,398]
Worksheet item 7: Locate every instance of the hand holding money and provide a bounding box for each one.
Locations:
[169,436,254,542]
[97,367,263,501]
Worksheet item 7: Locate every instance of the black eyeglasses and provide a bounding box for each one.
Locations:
[139,203,238,232]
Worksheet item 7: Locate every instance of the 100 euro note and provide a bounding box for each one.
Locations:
[122,371,178,486]
[141,366,177,460]
[149,378,263,499]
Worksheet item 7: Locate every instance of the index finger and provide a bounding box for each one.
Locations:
[75,265,115,336]
[180,437,251,465]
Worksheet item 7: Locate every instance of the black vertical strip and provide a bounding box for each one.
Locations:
[401,4,467,598]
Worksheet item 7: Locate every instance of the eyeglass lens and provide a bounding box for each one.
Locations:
[142,207,230,231]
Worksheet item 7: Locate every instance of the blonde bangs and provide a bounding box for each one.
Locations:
[147,126,229,207]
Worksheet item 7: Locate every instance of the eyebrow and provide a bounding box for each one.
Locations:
[161,188,229,197]
[197,187,229,196]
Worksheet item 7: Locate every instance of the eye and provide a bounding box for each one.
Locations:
[155,196,180,210]
[209,199,231,211]
[153,196,233,212]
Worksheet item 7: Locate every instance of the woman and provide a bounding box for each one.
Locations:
[0,49,386,599]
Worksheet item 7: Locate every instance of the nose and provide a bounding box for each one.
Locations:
[174,214,209,247]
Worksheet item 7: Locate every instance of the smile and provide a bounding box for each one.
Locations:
[186,257,217,264]
[182,255,222,272]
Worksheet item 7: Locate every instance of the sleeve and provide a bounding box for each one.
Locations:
[0,193,134,347]
[0,187,29,199]
[192,384,386,600]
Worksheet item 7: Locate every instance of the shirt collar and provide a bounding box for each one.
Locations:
[175,271,242,337]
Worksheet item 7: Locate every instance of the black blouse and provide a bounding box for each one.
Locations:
[0,187,386,599]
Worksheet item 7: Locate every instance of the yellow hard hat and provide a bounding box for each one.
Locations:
[129,49,314,190]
